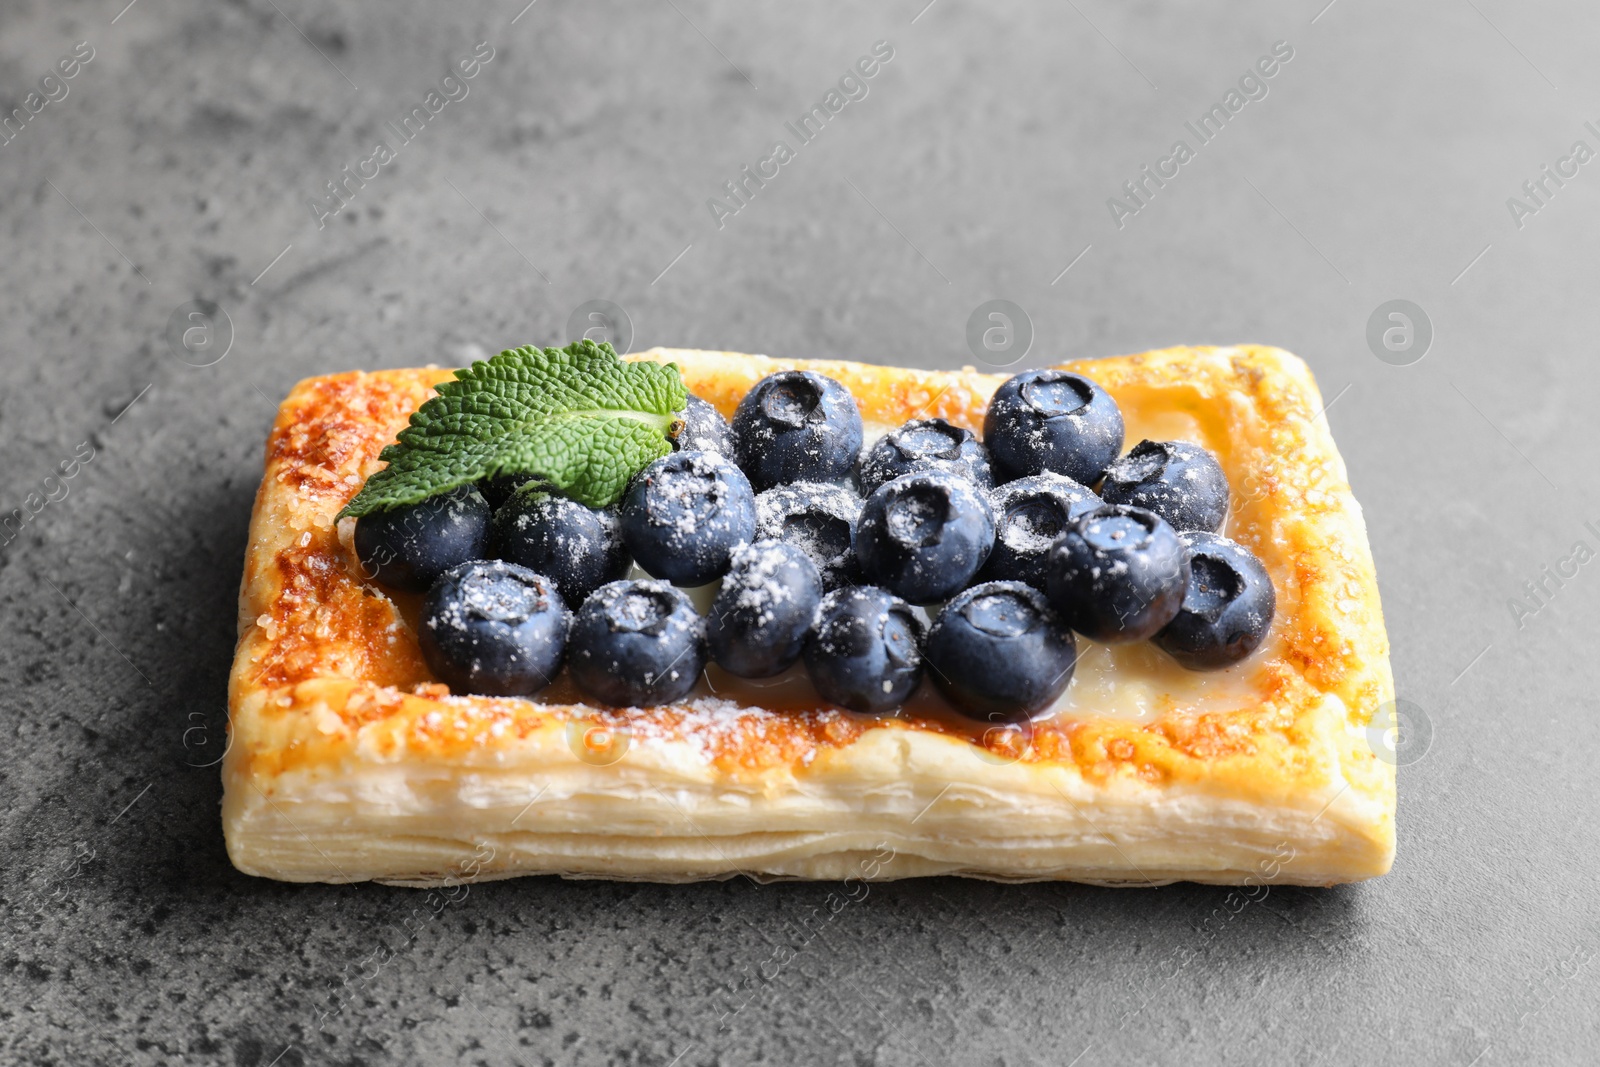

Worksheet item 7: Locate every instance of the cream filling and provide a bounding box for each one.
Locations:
[687,636,1267,725]
[861,419,896,447]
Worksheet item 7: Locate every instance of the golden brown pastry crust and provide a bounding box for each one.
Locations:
[222,345,1395,887]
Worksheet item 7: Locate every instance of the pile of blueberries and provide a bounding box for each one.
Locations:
[353,368,1276,725]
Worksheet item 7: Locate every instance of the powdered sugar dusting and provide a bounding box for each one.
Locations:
[721,540,803,626]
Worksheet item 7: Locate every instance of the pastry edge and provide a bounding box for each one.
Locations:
[221,701,1389,888]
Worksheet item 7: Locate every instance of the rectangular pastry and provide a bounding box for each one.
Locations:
[222,344,1395,887]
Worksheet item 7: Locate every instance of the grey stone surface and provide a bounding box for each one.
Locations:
[1,0,1597,1063]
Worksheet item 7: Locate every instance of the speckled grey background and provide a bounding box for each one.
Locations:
[2,0,1597,1063]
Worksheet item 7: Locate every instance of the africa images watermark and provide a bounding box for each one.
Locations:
[1506,518,1600,631]
[705,40,897,231]
[1,440,97,550]
[308,41,496,229]
[1106,40,1295,230]
[1505,119,1600,230]
[0,40,96,150]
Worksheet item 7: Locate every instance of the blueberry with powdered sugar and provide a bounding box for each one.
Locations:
[354,486,493,593]
[803,586,924,714]
[671,394,736,456]
[925,581,1077,722]
[983,369,1124,486]
[855,470,995,605]
[754,481,863,592]
[732,370,864,490]
[476,473,538,510]
[620,450,757,587]
[1045,503,1189,643]
[1154,531,1275,670]
[492,486,632,607]
[567,579,707,707]
[978,472,1102,590]
[856,417,994,495]
[707,540,824,678]
[1099,439,1229,533]
[419,560,570,697]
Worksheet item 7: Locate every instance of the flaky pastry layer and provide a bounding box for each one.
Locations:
[222,346,1395,887]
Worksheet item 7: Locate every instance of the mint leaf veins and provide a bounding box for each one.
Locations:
[339,340,687,516]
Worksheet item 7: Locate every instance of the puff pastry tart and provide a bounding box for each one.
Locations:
[223,345,1394,887]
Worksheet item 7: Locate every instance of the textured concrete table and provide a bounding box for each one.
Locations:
[3,0,1596,1063]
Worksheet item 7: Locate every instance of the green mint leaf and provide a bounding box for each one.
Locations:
[339,340,687,516]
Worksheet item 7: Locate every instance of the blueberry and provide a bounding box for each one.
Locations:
[983,369,1125,485]
[492,488,631,607]
[925,582,1077,722]
[476,473,537,510]
[671,393,735,455]
[803,586,924,714]
[707,540,824,678]
[732,370,864,490]
[567,579,707,707]
[620,450,757,587]
[1045,504,1188,643]
[419,561,569,696]
[1100,439,1229,533]
[754,482,862,591]
[855,470,996,604]
[857,418,993,495]
[978,473,1102,590]
[1154,532,1276,670]
[354,487,493,593]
